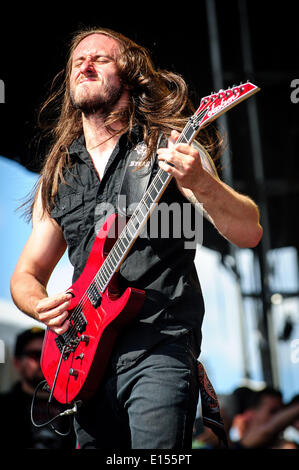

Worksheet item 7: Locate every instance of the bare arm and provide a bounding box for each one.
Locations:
[183,176,262,248]
[10,190,72,334]
[240,402,299,448]
[157,130,263,248]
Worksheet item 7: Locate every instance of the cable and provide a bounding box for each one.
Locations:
[30,380,82,436]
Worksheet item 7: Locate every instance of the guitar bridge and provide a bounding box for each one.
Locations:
[55,336,70,359]
[55,333,81,360]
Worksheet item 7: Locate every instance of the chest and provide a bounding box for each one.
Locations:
[88,149,115,181]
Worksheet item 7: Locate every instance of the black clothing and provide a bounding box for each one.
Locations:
[50,131,205,373]
[74,332,200,449]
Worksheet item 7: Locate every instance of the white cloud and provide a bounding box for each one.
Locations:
[0,298,41,330]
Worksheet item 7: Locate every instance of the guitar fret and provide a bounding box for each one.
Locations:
[157,170,168,184]
[114,243,122,258]
[148,185,158,200]
[109,250,119,266]
[118,237,129,253]
[138,202,147,217]
[119,234,130,251]
[94,275,103,291]
[156,173,164,185]
[135,206,145,222]
[143,192,154,208]
[143,193,154,209]
[126,223,135,238]
[151,179,160,194]
[179,129,193,143]
[128,218,140,232]
[97,275,106,292]
[102,264,111,282]
[105,263,114,279]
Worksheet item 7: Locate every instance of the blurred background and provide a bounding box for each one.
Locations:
[0,0,298,449]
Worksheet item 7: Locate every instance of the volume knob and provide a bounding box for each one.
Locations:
[69,368,79,378]
[80,335,89,345]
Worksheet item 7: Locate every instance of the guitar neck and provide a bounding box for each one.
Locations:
[94,118,201,293]
[92,81,260,293]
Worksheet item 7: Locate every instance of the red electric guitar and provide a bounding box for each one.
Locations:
[41,82,260,404]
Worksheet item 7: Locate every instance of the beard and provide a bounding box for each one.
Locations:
[70,79,125,116]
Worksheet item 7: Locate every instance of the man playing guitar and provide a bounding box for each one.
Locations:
[10,28,262,449]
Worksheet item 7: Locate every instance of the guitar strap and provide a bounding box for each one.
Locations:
[117,134,166,217]
[197,361,228,447]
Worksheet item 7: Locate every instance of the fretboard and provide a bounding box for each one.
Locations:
[92,112,206,294]
[85,81,260,296]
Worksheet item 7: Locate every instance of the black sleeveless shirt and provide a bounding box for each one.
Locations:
[50,130,205,372]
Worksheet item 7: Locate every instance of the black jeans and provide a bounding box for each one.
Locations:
[74,332,200,449]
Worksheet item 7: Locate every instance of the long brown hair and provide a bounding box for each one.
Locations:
[30,26,223,218]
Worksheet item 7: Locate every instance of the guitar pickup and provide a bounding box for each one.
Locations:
[86,281,102,308]
[88,290,102,309]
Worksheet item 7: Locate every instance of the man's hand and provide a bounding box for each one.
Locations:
[157,129,263,248]
[157,130,206,193]
[35,292,73,335]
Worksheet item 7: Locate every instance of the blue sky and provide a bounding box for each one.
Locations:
[0,157,38,299]
[1,155,298,402]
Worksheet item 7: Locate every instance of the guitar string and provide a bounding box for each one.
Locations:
[90,105,209,290]
[64,89,238,338]
[64,136,192,338]
[64,100,213,339]
[63,85,256,341]
[93,101,213,279]
[64,92,228,341]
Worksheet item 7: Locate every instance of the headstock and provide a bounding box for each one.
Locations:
[192,82,260,130]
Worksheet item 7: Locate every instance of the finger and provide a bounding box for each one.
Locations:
[36,293,72,314]
[50,319,70,336]
[158,144,195,162]
[168,130,180,149]
[170,130,180,140]
[158,150,188,172]
[174,143,199,158]
[66,288,75,298]
[158,159,182,177]
[157,153,176,168]
[45,310,69,328]
[38,299,71,322]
